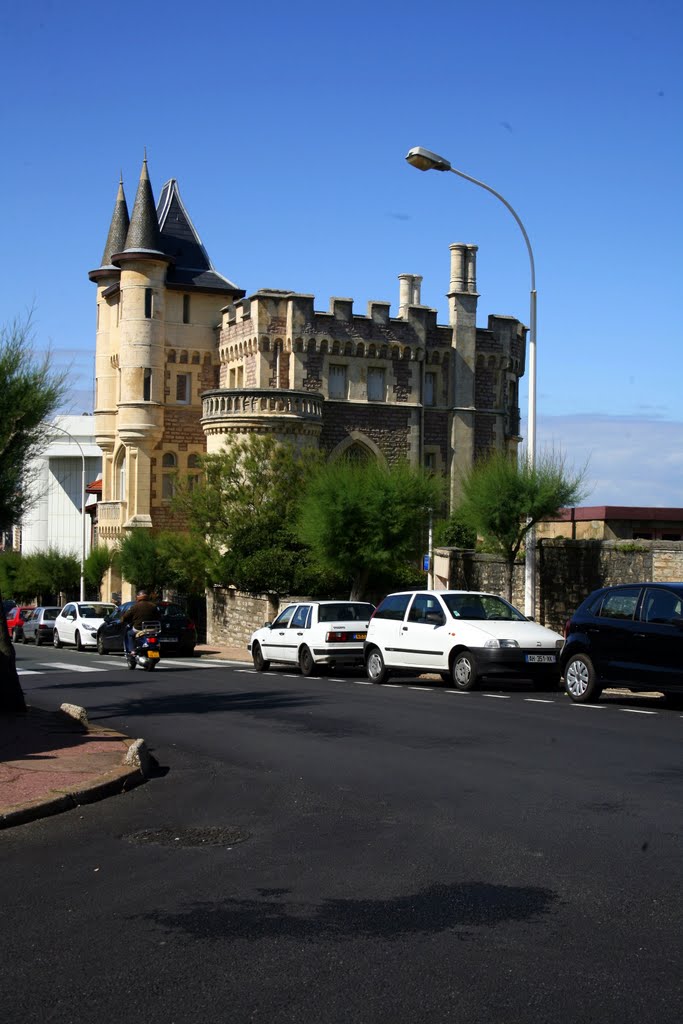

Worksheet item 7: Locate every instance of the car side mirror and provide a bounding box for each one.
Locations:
[264,621,272,628]
[526,615,535,622]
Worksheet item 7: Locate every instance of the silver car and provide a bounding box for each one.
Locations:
[20,606,62,646]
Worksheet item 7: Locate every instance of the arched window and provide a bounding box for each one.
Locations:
[115,449,126,501]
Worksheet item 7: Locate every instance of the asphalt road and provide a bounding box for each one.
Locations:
[2,644,682,1023]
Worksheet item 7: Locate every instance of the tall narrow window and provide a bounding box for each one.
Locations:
[143,368,152,401]
[188,453,201,491]
[329,365,347,399]
[176,373,191,403]
[367,368,385,402]
[162,452,177,499]
[183,294,191,324]
[144,288,153,318]
[424,372,436,406]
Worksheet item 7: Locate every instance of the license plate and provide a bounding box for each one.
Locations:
[147,650,160,659]
[161,637,178,643]
[525,654,556,664]
[354,632,367,641]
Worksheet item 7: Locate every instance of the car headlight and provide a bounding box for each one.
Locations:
[555,639,563,649]
[484,638,519,649]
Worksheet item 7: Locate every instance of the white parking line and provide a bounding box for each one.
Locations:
[620,708,658,715]
[572,703,604,709]
[482,693,510,699]
[409,686,434,691]
[444,689,467,694]
[17,669,41,676]
[383,684,401,688]
[355,680,372,685]
[525,698,555,704]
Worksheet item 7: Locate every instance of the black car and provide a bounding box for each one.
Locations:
[96,601,197,657]
[560,582,683,706]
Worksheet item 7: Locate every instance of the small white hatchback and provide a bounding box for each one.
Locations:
[364,590,563,690]
[53,602,117,651]
[249,600,375,676]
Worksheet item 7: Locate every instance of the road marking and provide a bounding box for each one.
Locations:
[444,689,467,694]
[525,698,555,703]
[355,680,372,685]
[572,703,604,709]
[620,708,658,715]
[482,693,510,699]
[39,662,108,673]
[383,683,401,688]
[17,669,41,676]
[409,686,434,691]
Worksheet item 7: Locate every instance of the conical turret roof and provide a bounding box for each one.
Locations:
[100,176,129,267]
[122,156,163,253]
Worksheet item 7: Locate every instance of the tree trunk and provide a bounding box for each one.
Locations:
[0,592,26,713]
[349,566,370,602]
[505,559,514,604]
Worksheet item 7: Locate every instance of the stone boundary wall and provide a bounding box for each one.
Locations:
[439,540,683,635]
[209,540,683,646]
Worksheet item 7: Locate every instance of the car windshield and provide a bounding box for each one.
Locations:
[318,603,375,622]
[77,604,115,618]
[442,594,527,622]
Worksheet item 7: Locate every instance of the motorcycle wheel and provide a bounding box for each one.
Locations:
[127,656,136,670]
[143,660,156,671]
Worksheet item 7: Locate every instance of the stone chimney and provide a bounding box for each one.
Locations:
[398,274,423,318]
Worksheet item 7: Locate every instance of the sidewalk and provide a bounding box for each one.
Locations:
[0,644,250,830]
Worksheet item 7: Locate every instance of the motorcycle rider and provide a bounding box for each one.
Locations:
[121,589,159,655]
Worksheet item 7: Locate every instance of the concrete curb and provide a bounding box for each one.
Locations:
[0,706,152,831]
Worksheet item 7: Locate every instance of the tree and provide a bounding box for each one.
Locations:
[0,317,68,712]
[455,449,588,602]
[117,530,168,597]
[174,436,333,596]
[15,549,80,604]
[84,544,117,598]
[117,529,212,598]
[297,459,445,600]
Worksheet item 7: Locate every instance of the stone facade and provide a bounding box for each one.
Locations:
[91,163,526,602]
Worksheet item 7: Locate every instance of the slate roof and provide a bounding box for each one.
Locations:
[156,178,243,295]
[99,177,129,268]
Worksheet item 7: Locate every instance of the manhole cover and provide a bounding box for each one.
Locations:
[123,826,249,848]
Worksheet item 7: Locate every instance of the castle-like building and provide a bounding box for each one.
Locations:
[90,159,526,601]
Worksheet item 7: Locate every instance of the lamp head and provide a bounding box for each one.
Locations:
[405,147,452,172]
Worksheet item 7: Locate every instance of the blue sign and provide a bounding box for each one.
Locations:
[422,554,430,572]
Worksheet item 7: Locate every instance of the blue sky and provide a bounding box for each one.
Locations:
[2,0,681,505]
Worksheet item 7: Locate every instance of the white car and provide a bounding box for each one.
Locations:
[248,600,375,676]
[364,590,564,690]
[53,602,117,651]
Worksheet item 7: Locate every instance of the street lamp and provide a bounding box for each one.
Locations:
[46,422,87,602]
[406,146,537,618]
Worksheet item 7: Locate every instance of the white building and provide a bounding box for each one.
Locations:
[20,415,102,558]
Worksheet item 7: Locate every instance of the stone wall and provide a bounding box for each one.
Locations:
[208,588,282,648]
[438,540,683,634]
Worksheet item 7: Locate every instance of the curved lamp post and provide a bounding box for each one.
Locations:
[46,422,87,602]
[405,146,537,618]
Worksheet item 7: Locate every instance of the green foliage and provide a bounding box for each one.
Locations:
[297,459,445,600]
[84,545,116,596]
[175,435,326,596]
[14,549,80,603]
[456,449,588,599]
[117,530,167,596]
[117,529,213,597]
[0,550,22,598]
[0,316,68,531]
[435,509,478,549]
[156,532,212,594]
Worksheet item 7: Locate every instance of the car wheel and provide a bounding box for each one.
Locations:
[53,630,63,649]
[75,630,83,652]
[564,653,601,703]
[366,646,390,685]
[21,630,29,645]
[451,650,478,691]
[252,642,270,671]
[97,633,106,656]
[35,633,42,647]
[299,645,316,677]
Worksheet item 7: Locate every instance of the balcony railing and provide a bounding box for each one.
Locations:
[201,388,324,426]
[97,501,127,528]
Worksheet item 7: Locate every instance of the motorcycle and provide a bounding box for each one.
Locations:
[126,621,162,671]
